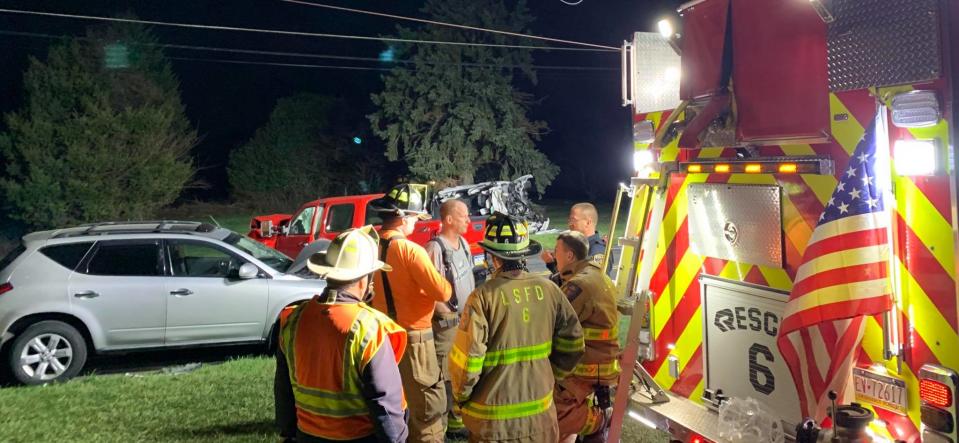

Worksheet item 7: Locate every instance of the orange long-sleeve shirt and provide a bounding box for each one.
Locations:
[371,229,452,331]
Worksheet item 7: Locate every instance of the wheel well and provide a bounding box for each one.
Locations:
[3,313,95,354]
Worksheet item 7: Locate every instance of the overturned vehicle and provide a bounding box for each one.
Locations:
[431,175,550,233]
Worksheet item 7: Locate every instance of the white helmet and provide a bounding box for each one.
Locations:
[307,225,392,280]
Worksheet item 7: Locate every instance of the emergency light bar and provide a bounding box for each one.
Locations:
[679,157,833,175]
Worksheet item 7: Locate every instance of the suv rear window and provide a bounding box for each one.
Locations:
[0,244,26,272]
[85,242,161,276]
[40,242,94,271]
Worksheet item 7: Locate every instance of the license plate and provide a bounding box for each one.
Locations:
[473,254,486,267]
[853,368,908,415]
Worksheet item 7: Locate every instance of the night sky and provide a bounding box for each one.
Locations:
[0,0,682,201]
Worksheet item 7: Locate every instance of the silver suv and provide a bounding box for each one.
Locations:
[0,221,325,385]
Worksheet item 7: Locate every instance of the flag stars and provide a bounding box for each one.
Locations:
[827,197,835,207]
[866,197,880,209]
[862,173,874,187]
[837,202,850,214]
[837,182,846,192]
[857,152,869,163]
[849,188,861,200]
[846,167,857,178]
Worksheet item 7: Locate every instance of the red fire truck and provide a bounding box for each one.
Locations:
[609,1,958,442]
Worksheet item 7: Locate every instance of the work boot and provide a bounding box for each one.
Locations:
[580,408,612,443]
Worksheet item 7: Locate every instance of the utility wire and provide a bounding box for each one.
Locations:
[0,29,618,71]
[167,56,394,71]
[166,56,614,76]
[0,8,614,52]
[279,0,619,51]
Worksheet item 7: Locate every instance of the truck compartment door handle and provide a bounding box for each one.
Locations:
[73,290,99,299]
[170,288,193,296]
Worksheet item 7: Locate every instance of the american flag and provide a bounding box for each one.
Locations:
[777,118,893,420]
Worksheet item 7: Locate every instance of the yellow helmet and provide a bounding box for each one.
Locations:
[307,225,392,280]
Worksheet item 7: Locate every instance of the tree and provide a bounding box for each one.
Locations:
[0,21,196,230]
[368,0,558,194]
[229,94,391,210]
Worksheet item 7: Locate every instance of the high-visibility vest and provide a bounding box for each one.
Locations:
[280,298,407,440]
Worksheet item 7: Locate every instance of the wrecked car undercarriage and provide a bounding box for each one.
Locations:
[431,175,550,233]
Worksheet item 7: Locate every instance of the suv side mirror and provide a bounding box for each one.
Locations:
[237,263,259,280]
[259,220,274,238]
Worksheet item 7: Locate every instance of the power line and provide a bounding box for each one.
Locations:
[0,8,614,52]
[167,56,394,71]
[0,29,618,71]
[167,56,615,76]
[279,0,619,51]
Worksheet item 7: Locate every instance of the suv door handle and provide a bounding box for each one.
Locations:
[170,288,193,296]
[73,290,99,299]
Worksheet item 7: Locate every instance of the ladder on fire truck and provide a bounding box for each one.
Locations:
[604,173,673,443]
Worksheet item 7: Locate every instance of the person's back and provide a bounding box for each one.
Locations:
[450,212,584,443]
[274,226,408,443]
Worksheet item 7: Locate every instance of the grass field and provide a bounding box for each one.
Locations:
[0,356,667,442]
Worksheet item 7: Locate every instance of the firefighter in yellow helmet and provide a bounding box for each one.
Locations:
[551,231,621,443]
[274,226,409,443]
[450,212,585,443]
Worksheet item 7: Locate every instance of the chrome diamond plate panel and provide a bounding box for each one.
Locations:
[688,184,783,268]
[827,0,942,91]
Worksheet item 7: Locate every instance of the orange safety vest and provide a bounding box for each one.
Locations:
[280,298,407,440]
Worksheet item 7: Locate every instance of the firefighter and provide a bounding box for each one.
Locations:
[424,199,475,438]
[450,212,585,443]
[551,231,621,443]
[542,203,615,274]
[274,226,408,443]
[368,183,453,443]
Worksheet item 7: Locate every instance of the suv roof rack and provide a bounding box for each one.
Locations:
[52,221,220,239]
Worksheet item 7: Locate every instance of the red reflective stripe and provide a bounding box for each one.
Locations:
[896,215,958,331]
[670,345,703,398]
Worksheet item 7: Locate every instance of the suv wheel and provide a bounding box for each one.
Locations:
[7,321,87,385]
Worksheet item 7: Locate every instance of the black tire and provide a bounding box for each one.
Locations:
[7,321,87,385]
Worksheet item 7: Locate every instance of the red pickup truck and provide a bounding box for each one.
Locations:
[248,193,488,270]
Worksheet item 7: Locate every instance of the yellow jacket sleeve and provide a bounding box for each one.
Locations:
[550,289,585,381]
[449,293,487,404]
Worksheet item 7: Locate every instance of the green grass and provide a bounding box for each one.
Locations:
[0,356,666,442]
[530,199,629,251]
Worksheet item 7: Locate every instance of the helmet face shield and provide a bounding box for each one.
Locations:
[479,212,542,260]
[369,183,432,220]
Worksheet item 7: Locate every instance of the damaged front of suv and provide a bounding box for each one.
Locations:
[432,175,550,233]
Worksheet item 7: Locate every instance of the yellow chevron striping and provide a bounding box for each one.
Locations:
[897,260,959,369]
[688,379,706,404]
[697,147,725,159]
[653,251,706,338]
[781,144,817,156]
[719,261,753,282]
[652,175,710,272]
[895,177,955,280]
[758,266,793,291]
[829,93,866,155]
[654,306,703,389]
[800,174,838,206]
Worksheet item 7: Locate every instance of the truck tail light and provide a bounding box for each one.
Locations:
[923,379,954,408]
[779,163,798,173]
[0,282,12,296]
[922,404,956,434]
[919,365,959,441]
[744,164,762,173]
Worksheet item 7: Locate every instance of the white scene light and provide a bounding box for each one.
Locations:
[657,19,673,39]
[893,140,937,176]
[634,150,655,174]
